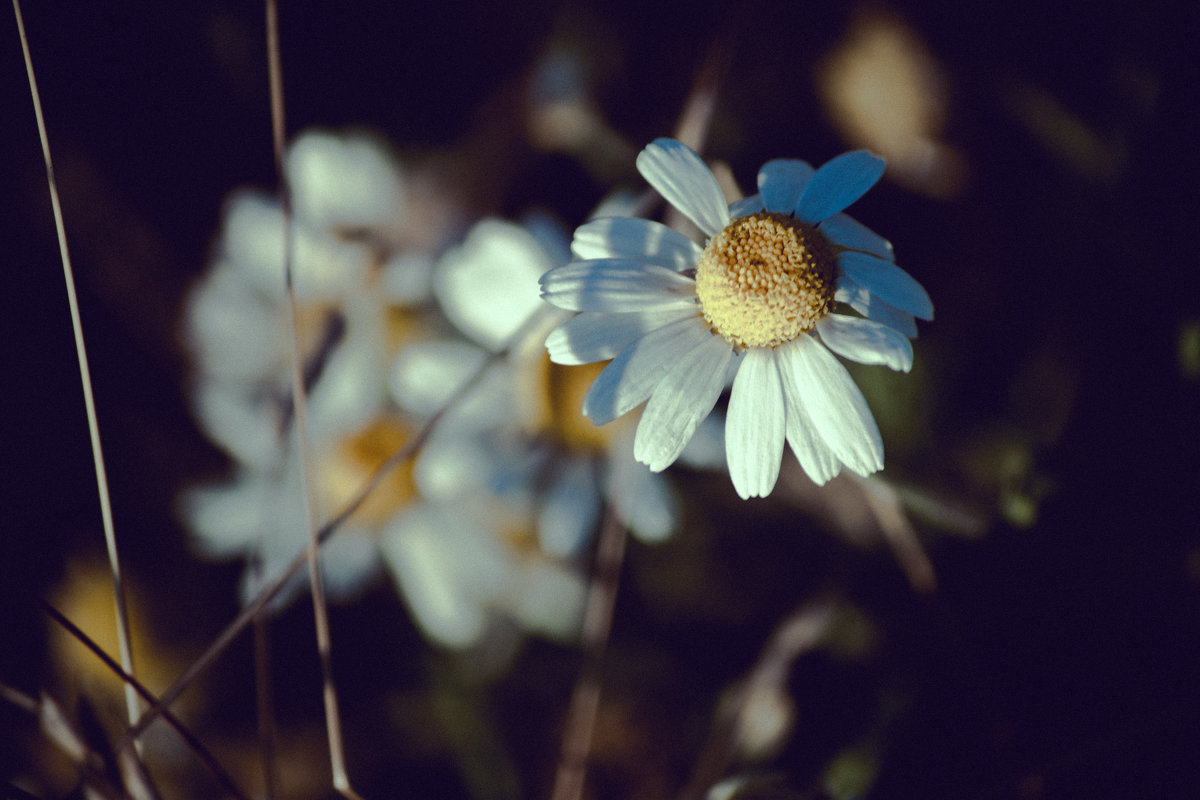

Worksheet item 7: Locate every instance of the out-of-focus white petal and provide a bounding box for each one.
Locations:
[540,259,698,312]
[382,521,487,648]
[521,210,573,265]
[777,335,883,476]
[190,383,282,470]
[757,159,815,215]
[414,428,498,500]
[816,314,914,372]
[381,504,512,649]
[571,217,703,270]
[507,561,586,641]
[677,413,727,470]
[179,476,274,559]
[388,340,489,417]
[725,348,786,499]
[838,251,934,320]
[635,138,731,237]
[820,213,895,261]
[306,305,389,440]
[795,150,886,224]
[380,251,434,305]
[582,316,713,425]
[606,429,678,542]
[633,334,733,471]
[436,219,555,351]
[318,528,382,601]
[546,307,698,365]
[185,260,282,382]
[286,129,405,230]
[221,191,370,301]
[537,458,601,558]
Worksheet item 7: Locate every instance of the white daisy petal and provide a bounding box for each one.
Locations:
[725,348,786,499]
[583,316,712,424]
[795,150,886,224]
[780,380,842,485]
[758,159,815,215]
[835,275,918,338]
[571,217,703,270]
[867,301,919,338]
[728,194,765,219]
[634,334,733,471]
[778,336,883,476]
[838,251,934,320]
[820,213,895,261]
[546,307,698,365]
[816,314,914,372]
[540,259,698,312]
[635,138,731,237]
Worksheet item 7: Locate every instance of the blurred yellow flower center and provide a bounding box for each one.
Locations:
[528,357,613,451]
[324,416,416,525]
[695,212,836,349]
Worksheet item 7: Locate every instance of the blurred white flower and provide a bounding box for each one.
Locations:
[181,413,417,608]
[393,215,713,556]
[379,493,586,651]
[183,129,435,467]
[183,131,588,652]
[540,138,932,499]
[181,129,435,606]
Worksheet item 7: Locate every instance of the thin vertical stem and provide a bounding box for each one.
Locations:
[253,610,280,800]
[12,0,140,737]
[265,3,362,797]
[550,505,629,800]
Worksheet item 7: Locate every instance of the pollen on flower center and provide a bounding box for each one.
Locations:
[694,212,837,349]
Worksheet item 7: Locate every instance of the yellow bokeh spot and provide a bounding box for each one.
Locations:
[523,356,616,452]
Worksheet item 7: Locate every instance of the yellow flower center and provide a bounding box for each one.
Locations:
[694,212,837,349]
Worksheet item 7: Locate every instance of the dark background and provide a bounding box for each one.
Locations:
[3,1,1199,798]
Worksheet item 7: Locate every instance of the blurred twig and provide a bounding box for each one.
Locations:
[679,596,839,800]
[34,598,251,800]
[550,505,629,800]
[262,1,363,797]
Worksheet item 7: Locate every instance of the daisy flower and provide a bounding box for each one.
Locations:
[540,138,933,499]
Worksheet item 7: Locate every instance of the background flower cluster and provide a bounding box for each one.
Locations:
[3,2,1198,799]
